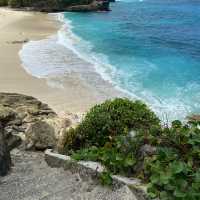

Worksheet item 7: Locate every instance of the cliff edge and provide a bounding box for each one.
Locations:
[1,0,111,12]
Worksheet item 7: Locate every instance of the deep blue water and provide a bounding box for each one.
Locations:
[63,0,200,120]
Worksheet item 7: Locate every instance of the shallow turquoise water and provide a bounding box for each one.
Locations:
[63,0,200,120]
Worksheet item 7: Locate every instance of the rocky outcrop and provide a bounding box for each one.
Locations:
[66,0,110,12]
[0,93,72,151]
[0,123,11,176]
[187,114,200,124]
[7,0,110,12]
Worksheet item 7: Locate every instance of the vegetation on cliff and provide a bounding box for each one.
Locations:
[0,0,110,11]
[0,0,93,7]
[62,98,200,200]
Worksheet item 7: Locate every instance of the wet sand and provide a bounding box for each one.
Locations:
[0,8,119,115]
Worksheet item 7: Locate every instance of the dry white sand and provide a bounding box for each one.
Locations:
[0,8,117,115]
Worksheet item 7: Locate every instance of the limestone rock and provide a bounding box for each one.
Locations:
[66,0,110,12]
[0,93,75,151]
[0,105,15,123]
[0,93,58,150]
[25,120,56,150]
[187,114,200,124]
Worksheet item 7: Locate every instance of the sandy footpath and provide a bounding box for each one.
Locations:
[0,8,106,115]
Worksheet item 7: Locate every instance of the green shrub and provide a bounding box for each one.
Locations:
[0,0,8,6]
[71,116,200,199]
[8,0,22,7]
[65,98,160,150]
[72,135,137,175]
[145,122,200,200]
[63,98,200,199]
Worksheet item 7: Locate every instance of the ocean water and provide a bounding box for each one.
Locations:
[20,0,200,121]
[61,0,200,121]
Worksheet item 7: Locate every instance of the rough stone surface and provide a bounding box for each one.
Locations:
[45,149,149,200]
[66,0,110,12]
[25,120,56,150]
[187,114,200,123]
[0,93,72,151]
[0,124,11,176]
[0,149,138,200]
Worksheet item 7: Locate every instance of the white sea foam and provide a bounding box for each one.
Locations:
[19,12,194,122]
[55,16,196,121]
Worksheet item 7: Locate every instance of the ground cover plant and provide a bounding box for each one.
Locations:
[63,98,200,200]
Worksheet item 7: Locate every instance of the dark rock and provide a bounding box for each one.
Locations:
[9,0,110,12]
[0,106,16,123]
[0,123,11,176]
[11,39,29,44]
[66,0,110,12]
[6,133,22,151]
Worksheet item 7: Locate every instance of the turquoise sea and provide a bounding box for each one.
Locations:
[62,0,200,121]
[20,0,200,121]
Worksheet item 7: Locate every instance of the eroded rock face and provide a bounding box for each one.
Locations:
[66,0,110,12]
[25,120,56,150]
[9,0,110,12]
[0,93,70,151]
[0,123,11,176]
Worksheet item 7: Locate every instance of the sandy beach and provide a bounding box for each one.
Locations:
[0,8,119,115]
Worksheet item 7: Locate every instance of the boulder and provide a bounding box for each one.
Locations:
[0,93,73,151]
[25,116,73,151]
[0,123,11,176]
[25,120,56,150]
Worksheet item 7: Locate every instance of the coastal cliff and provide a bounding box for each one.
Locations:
[0,0,111,12]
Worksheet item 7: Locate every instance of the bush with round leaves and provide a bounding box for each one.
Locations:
[64,98,160,151]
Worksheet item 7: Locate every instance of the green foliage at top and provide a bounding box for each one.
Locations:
[0,0,8,6]
[0,0,94,8]
[65,98,160,150]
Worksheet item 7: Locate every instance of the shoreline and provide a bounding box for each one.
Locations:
[0,8,121,116]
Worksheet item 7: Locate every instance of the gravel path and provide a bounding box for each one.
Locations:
[0,149,136,200]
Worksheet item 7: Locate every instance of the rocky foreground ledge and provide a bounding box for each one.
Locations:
[0,93,141,200]
[0,92,78,176]
[0,93,82,152]
[0,149,137,200]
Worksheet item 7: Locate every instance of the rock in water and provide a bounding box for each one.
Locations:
[0,123,11,176]
[66,0,110,12]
